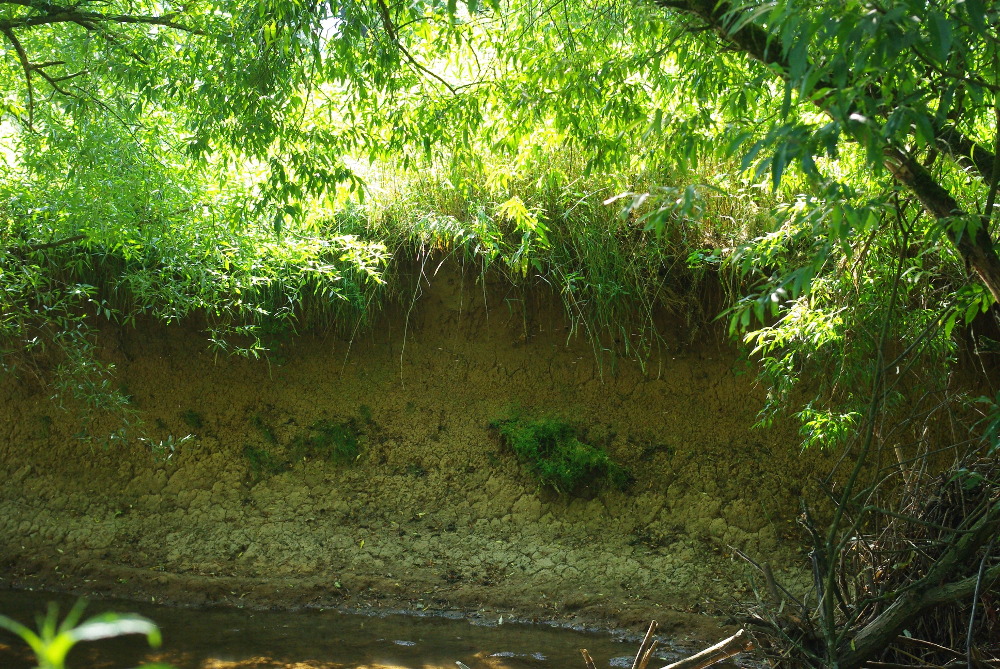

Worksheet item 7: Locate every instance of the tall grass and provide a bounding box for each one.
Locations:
[350,145,776,361]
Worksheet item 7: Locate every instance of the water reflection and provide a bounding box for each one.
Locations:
[0,589,735,669]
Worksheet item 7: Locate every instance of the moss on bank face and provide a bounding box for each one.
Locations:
[244,444,288,480]
[491,414,632,495]
[289,419,362,464]
[244,414,366,481]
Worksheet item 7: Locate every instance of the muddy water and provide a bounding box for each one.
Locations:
[0,590,740,669]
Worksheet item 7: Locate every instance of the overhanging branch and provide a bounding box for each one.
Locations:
[651,0,1000,304]
[0,24,35,127]
[373,0,456,95]
[0,8,205,34]
[654,0,996,181]
[0,3,208,118]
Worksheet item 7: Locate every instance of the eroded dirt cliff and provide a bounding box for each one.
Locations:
[0,262,834,639]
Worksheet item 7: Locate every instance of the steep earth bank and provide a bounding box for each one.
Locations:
[0,262,835,641]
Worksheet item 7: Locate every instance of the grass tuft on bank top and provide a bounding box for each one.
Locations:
[357,145,774,357]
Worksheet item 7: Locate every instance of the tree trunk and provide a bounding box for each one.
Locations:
[835,561,1000,669]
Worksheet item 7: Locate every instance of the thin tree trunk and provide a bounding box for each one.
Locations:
[885,150,1000,304]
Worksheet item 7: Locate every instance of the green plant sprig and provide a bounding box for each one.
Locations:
[0,600,166,669]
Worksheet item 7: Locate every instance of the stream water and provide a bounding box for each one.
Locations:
[0,589,739,669]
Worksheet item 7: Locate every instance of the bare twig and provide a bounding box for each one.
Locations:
[584,625,752,669]
[762,562,781,606]
[965,537,996,669]
[825,219,911,656]
[660,629,753,669]
[632,620,659,669]
[638,641,662,669]
[730,545,807,612]
[895,635,966,660]
[863,662,947,669]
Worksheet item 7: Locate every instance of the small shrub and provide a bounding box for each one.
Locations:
[290,419,361,463]
[0,599,166,669]
[490,414,632,494]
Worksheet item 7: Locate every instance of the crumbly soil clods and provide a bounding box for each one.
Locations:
[0,263,831,641]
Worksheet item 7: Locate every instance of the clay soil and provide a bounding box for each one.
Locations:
[0,262,834,643]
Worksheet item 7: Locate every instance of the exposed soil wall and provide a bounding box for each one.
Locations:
[0,261,835,639]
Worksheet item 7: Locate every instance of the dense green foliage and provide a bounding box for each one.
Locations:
[491,414,631,494]
[3,0,1000,663]
[665,0,1000,451]
[2,0,996,440]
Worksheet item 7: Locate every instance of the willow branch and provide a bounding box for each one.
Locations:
[654,0,998,184]
[0,25,34,127]
[983,99,1000,227]
[395,40,457,94]
[373,0,455,94]
[936,126,998,184]
[84,21,148,64]
[0,10,204,34]
[33,70,72,95]
[17,235,87,253]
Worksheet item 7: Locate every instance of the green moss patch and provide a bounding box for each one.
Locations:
[491,415,631,495]
[290,419,362,464]
[244,444,288,480]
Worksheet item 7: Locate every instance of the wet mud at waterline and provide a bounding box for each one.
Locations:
[0,263,834,641]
